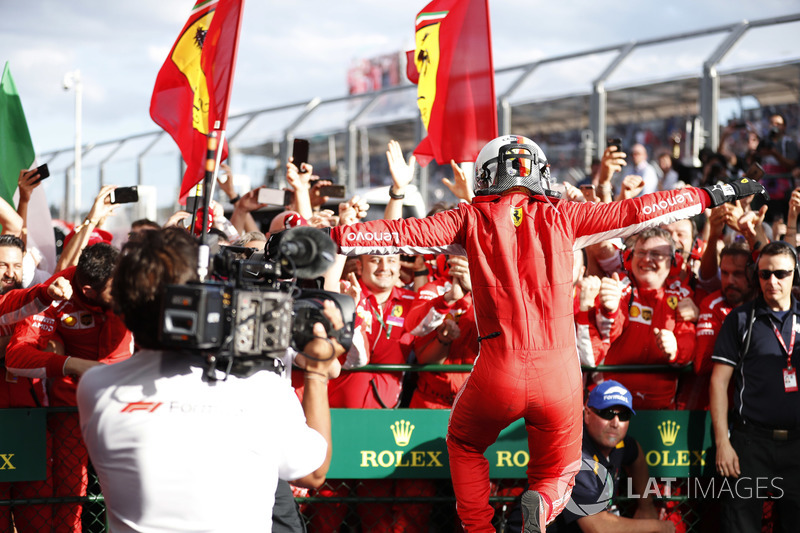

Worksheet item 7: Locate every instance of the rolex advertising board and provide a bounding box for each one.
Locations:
[328,409,715,479]
[0,409,47,482]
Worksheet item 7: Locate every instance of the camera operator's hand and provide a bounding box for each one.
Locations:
[296,300,345,380]
[47,276,72,301]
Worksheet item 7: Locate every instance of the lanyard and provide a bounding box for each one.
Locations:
[772,314,796,369]
[372,304,393,341]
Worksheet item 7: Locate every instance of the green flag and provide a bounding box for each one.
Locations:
[0,62,35,207]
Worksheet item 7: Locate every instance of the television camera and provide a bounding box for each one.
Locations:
[159,226,355,379]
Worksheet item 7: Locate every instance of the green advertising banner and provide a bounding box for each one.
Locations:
[627,409,715,478]
[0,408,46,482]
[0,407,714,481]
[328,409,715,479]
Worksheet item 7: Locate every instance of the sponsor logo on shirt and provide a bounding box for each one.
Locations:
[629,304,653,325]
[641,192,695,215]
[511,206,523,227]
[31,315,55,333]
[346,231,400,242]
[61,312,95,329]
[121,402,163,413]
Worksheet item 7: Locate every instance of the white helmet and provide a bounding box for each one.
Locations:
[474,135,553,196]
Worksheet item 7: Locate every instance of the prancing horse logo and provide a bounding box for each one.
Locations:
[511,206,523,227]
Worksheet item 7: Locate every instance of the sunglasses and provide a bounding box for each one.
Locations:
[590,407,632,422]
[758,269,793,280]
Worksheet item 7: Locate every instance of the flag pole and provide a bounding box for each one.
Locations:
[196,131,219,282]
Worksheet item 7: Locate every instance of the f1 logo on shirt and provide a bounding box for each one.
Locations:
[121,402,163,413]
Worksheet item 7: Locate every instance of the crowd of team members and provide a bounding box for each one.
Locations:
[0,110,797,532]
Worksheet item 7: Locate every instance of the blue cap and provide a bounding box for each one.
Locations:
[587,380,636,414]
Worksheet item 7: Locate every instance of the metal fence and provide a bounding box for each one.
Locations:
[0,364,752,532]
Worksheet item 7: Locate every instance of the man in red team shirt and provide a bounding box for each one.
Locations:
[592,227,697,410]
[6,243,133,532]
[677,242,753,410]
[313,253,418,533]
[327,135,765,532]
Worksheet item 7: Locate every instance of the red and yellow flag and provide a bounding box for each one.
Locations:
[407,0,497,166]
[150,0,244,199]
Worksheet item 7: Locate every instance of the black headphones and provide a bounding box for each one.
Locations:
[748,241,800,288]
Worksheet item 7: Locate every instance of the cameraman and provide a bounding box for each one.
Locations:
[77,227,345,532]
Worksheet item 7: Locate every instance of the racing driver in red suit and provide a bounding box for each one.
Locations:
[327,135,766,533]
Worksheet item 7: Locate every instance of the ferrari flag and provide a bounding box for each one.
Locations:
[150,0,244,198]
[407,0,496,166]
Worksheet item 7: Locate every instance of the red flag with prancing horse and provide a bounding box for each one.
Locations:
[150,0,244,199]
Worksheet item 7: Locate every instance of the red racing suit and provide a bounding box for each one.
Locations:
[592,274,696,410]
[5,266,133,533]
[329,187,710,530]
[676,290,732,410]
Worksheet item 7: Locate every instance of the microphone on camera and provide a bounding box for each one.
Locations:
[267,227,336,279]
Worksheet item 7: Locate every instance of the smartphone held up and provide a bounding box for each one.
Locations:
[292,139,310,171]
[109,186,139,205]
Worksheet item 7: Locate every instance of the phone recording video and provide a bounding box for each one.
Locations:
[744,162,765,182]
[318,184,346,198]
[292,138,310,171]
[110,186,139,205]
[257,188,293,206]
[32,164,50,184]
[607,138,622,151]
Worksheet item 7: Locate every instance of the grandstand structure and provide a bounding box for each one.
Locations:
[39,14,800,223]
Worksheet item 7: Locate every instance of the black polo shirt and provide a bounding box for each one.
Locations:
[712,296,800,429]
[550,427,639,532]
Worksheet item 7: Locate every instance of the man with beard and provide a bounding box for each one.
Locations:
[0,235,73,532]
[677,243,753,410]
[6,243,133,533]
